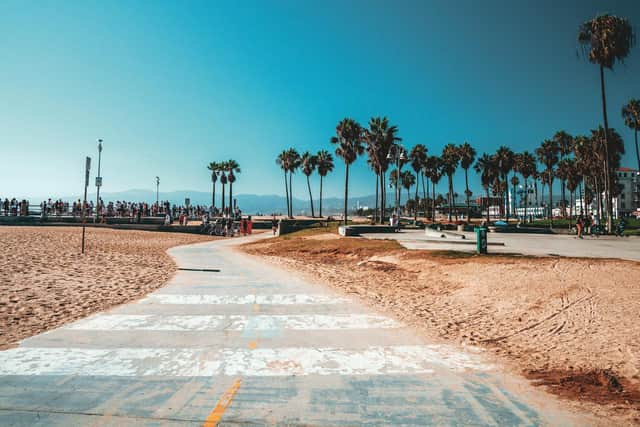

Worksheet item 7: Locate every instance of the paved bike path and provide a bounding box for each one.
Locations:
[0,236,589,426]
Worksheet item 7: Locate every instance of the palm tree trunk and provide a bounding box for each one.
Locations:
[374,174,379,223]
[447,175,453,222]
[319,175,324,218]
[523,178,528,222]
[548,174,553,229]
[221,184,226,213]
[635,128,640,171]
[504,174,509,222]
[561,180,566,218]
[306,175,315,217]
[289,172,293,218]
[229,182,233,215]
[343,163,349,225]
[486,187,490,223]
[283,171,289,217]
[212,181,216,213]
[464,169,470,221]
[424,174,430,220]
[513,180,517,221]
[599,64,612,233]
[432,181,436,222]
[569,190,574,231]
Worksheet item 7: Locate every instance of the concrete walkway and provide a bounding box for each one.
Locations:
[363,229,640,261]
[0,236,590,426]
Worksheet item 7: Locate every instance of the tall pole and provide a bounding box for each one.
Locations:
[82,157,91,254]
[155,176,160,213]
[95,139,103,220]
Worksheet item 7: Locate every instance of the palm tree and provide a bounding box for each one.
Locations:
[219,161,228,214]
[553,131,574,218]
[536,139,560,226]
[458,142,476,220]
[285,148,301,218]
[516,151,536,221]
[365,117,401,223]
[441,144,460,221]
[400,170,416,214]
[276,150,290,217]
[622,99,640,171]
[409,144,427,218]
[424,156,443,221]
[474,153,497,223]
[300,152,317,217]
[225,159,241,214]
[494,146,514,220]
[330,118,365,225]
[578,14,635,232]
[316,150,334,218]
[207,161,219,212]
[510,174,520,217]
[555,158,573,218]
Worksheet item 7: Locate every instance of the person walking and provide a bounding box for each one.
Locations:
[576,215,584,239]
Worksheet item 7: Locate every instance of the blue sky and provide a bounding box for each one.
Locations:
[1,0,640,201]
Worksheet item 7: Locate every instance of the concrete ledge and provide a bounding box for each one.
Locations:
[425,227,466,239]
[338,225,396,236]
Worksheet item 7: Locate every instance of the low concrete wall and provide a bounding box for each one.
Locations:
[338,225,396,236]
[276,219,330,236]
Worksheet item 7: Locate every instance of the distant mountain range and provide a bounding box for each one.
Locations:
[51,189,387,216]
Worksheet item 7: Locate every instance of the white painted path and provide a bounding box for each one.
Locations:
[0,235,591,426]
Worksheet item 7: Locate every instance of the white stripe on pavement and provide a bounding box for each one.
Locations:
[140,294,351,305]
[0,345,491,377]
[66,314,401,331]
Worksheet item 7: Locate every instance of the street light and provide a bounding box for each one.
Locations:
[386,144,406,228]
[95,139,103,220]
[155,176,160,214]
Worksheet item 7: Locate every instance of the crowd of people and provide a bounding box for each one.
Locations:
[2,198,30,216]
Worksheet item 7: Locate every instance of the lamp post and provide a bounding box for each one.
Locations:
[155,176,160,214]
[386,144,406,228]
[95,139,103,220]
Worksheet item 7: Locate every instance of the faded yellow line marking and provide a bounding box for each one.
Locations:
[203,378,242,426]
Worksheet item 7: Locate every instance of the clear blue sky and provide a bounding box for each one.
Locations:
[2,0,639,200]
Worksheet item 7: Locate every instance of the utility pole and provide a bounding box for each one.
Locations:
[155,176,160,214]
[82,156,91,254]
[386,144,406,229]
[95,139,103,220]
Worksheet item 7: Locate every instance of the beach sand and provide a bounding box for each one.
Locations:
[0,226,215,349]
[242,232,640,424]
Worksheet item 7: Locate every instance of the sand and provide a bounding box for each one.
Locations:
[242,233,640,424]
[0,226,215,349]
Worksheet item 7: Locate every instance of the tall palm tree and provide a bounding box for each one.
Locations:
[536,139,560,226]
[555,158,573,218]
[285,148,301,218]
[622,99,640,171]
[401,171,416,215]
[330,118,365,225]
[300,152,317,217]
[207,161,219,212]
[409,144,428,216]
[494,146,514,220]
[441,144,460,221]
[276,150,290,217]
[424,156,443,221]
[365,117,401,223]
[474,153,497,223]
[219,161,228,214]
[316,150,334,218]
[458,142,476,220]
[578,14,635,232]
[553,131,574,218]
[516,151,536,222]
[225,159,240,214]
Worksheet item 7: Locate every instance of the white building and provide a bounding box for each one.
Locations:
[614,167,640,217]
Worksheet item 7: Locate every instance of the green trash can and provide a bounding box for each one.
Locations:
[475,227,488,254]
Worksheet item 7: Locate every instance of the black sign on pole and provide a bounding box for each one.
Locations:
[82,156,91,254]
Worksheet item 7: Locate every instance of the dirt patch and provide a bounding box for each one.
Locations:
[241,232,640,424]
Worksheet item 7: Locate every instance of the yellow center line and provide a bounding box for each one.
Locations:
[202,378,242,427]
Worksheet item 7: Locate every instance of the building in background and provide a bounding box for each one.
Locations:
[613,167,640,218]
